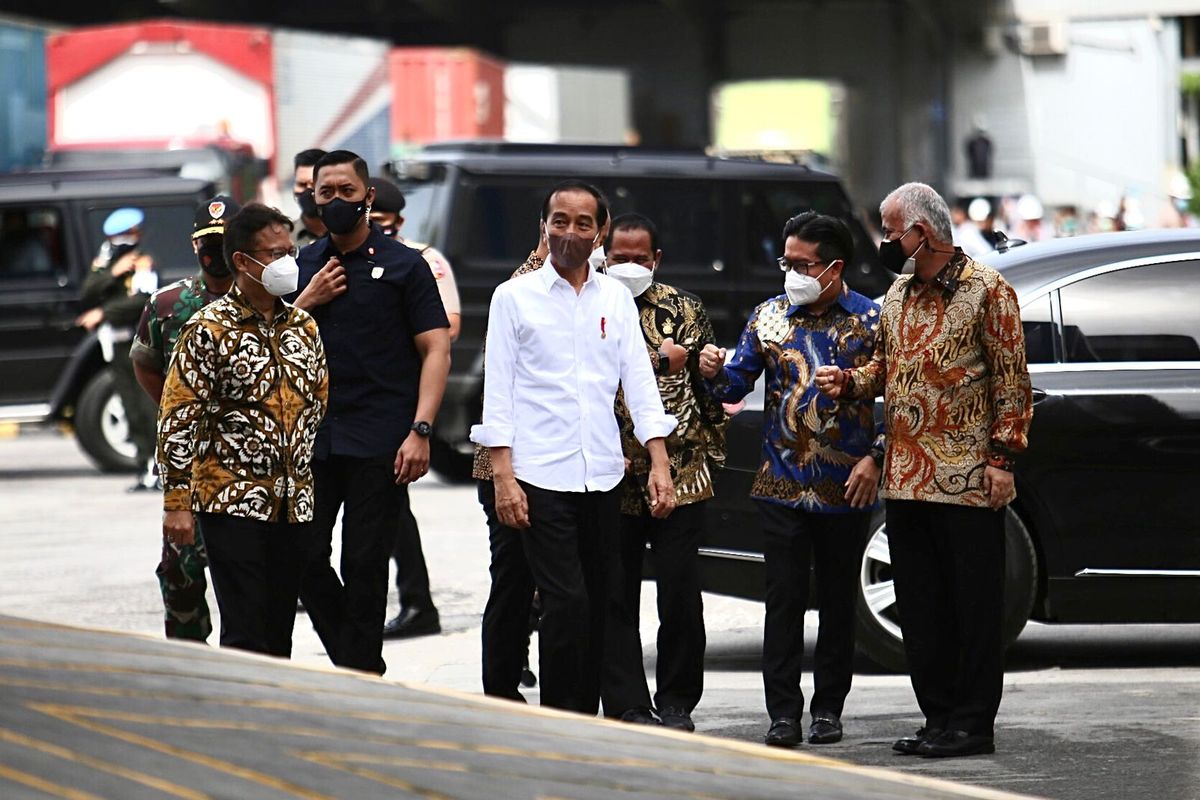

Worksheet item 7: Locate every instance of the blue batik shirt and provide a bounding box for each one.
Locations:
[706,288,884,513]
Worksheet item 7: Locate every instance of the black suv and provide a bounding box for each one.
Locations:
[388,142,889,479]
[0,169,217,471]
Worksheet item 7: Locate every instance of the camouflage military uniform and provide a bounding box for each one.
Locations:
[131,273,224,642]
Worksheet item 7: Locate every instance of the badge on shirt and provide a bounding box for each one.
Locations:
[371,266,384,280]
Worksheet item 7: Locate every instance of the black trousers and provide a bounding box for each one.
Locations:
[519,480,619,714]
[756,501,870,721]
[300,455,403,674]
[478,480,535,701]
[602,501,707,716]
[197,512,311,658]
[391,504,437,614]
[886,499,1006,738]
[109,347,157,464]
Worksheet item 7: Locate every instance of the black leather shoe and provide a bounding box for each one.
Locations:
[892,727,942,755]
[765,717,801,748]
[659,706,695,732]
[808,712,842,744]
[918,729,995,758]
[618,707,661,726]
[382,607,441,639]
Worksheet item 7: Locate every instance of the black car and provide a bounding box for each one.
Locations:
[0,168,217,471]
[387,142,889,480]
[703,229,1200,670]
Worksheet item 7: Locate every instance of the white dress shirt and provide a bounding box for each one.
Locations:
[471,261,677,492]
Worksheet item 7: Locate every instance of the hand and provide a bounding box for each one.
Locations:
[646,465,677,519]
[659,337,688,374]
[110,253,137,278]
[698,343,726,379]
[295,257,346,309]
[983,465,1015,510]
[844,455,881,509]
[814,365,847,398]
[75,307,105,330]
[494,475,530,529]
[163,510,195,547]
[394,432,431,485]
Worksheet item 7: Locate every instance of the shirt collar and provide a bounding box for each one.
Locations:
[316,222,388,260]
[537,259,598,293]
[229,284,289,324]
[914,248,969,294]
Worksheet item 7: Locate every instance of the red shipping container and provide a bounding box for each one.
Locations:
[389,47,505,145]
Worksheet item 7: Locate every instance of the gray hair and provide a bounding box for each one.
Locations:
[881,182,954,243]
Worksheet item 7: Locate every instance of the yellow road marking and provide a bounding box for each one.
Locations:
[0,727,209,800]
[296,750,730,800]
[0,763,103,800]
[28,703,334,800]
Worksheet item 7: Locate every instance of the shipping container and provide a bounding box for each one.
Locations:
[44,20,403,212]
[389,47,505,146]
[504,64,630,144]
[0,17,49,172]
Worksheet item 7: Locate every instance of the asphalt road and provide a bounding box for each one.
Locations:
[2,429,1199,799]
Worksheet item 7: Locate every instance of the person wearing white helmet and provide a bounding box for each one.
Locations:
[77,207,160,491]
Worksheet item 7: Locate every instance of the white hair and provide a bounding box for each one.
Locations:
[881,182,954,243]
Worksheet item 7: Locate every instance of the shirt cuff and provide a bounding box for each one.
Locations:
[163,487,191,512]
[470,423,513,449]
[632,413,678,446]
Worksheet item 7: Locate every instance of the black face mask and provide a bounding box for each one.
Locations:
[108,242,138,266]
[294,189,318,219]
[317,197,367,236]
[878,227,921,273]
[196,239,230,278]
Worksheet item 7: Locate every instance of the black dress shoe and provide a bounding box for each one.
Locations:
[918,729,995,758]
[618,707,661,726]
[765,717,801,748]
[892,727,942,755]
[382,607,441,639]
[659,706,695,732]
[808,712,842,744]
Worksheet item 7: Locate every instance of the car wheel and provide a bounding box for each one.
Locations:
[854,506,1038,672]
[74,369,139,473]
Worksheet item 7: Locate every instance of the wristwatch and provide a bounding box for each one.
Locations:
[655,350,672,376]
[410,421,432,437]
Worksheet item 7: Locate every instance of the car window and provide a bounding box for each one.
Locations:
[1059,261,1200,362]
[1020,292,1056,364]
[462,178,723,270]
[740,183,851,275]
[0,206,65,282]
[84,202,198,282]
[393,166,447,246]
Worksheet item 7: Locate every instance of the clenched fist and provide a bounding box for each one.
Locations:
[698,343,726,379]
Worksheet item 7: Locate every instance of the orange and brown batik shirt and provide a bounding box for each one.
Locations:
[846,250,1032,508]
[158,286,328,523]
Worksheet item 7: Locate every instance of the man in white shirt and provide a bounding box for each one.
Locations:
[471,180,678,714]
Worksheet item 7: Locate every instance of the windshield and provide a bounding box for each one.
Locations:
[393,168,446,246]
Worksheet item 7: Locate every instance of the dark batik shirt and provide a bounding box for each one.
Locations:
[707,288,884,513]
[131,273,225,375]
[616,282,727,515]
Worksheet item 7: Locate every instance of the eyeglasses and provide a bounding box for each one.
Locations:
[248,246,299,261]
[777,257,827,273]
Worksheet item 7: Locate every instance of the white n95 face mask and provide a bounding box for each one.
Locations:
[246,254,300,297]
[783,262,834,306]
[588,245,607,271]
[607,262,654,297]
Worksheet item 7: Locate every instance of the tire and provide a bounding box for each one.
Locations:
[853,506,1038,672]
[74,369,139,473]
[428,436,474,484]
